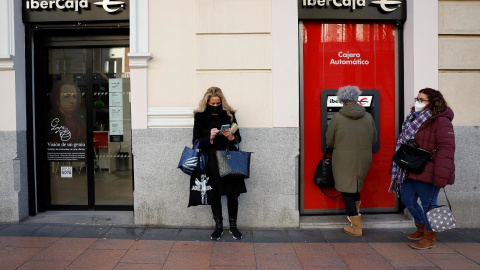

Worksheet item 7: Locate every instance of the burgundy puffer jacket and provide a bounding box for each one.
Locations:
[408,107,455,187]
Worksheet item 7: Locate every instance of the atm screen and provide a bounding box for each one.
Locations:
[325,95,374,125]
[321,89,380,153]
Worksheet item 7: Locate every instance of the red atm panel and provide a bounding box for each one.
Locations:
[302,22,397,213]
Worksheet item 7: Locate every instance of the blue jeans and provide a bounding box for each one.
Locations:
[401,179,440,231]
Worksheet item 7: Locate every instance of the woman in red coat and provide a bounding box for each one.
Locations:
[389,88,455,250]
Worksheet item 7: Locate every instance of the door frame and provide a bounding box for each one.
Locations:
[26,25,132,214]
[298,20,406,215]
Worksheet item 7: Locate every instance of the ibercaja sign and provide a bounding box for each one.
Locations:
[23,0,130,23]
[298,0,406,21]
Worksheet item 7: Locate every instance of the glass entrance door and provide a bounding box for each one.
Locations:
[38,46,133,210]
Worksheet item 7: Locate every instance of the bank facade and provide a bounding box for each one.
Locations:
[0,0,478,228]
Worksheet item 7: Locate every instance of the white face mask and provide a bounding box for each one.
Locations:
[414,101,426,112]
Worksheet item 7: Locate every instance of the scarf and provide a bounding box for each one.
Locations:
[388,109,432,196]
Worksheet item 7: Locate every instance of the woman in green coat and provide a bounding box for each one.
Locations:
[326,86,377,237]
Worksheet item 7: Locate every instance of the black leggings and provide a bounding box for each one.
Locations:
[342,192,360,216]
[211,192,239,219]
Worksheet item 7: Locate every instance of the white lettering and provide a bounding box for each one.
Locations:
[25,0,90,13]
[302,0,365,10]
[31,0,39,9]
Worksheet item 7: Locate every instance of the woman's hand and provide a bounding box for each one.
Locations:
[221,129,235,140]
[210,128,219,142]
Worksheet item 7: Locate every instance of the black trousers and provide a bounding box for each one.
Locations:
[342,192,360,216]
[211,192,239,221]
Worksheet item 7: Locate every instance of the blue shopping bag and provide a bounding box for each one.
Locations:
[178,140,207,175]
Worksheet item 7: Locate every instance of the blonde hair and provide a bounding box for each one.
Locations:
[194,86,236,122]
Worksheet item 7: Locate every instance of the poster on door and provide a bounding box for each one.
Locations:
[45,80,87,161]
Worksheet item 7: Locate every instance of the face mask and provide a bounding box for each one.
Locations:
[414,101,426,112]
[207,105,223,114]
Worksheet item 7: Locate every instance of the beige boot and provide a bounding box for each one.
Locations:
[347,201,362,224]
[356,201,361,215]
[410,230,437,250]
[407,223,425,240]
[344,215,362,237]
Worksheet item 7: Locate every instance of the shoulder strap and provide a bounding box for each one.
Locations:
[320,187,342,199]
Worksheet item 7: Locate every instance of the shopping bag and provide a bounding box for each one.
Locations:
[188,170,214,207]
[178,139,206,175]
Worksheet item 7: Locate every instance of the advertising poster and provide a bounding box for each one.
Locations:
[45,81,87,161]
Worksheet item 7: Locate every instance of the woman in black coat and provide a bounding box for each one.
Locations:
[193,86,246,240]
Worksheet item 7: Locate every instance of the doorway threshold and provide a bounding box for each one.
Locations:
[300,213,413,229]
[22,211,134,226]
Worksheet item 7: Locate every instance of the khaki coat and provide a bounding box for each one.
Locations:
[326,104,377,193]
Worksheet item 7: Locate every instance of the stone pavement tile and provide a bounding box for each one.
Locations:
[211,242,255,267]
[171,240,213,253]
[0,236,27,249]
[341,254,395,270]
[392,267,440,270]
[415,242,456,254]
[114,262,164,270]
[252,230,290,243]
[321,229,365,243]
[362,229,410,243]
[369,243,435,267]
[29,224,77,238]
[303,267,350,270]
[0,224,44,237]
[210,266,256,270]
[332,243,378,255]
[293,243,347,268]
[162,251,211,270]
[255,253,303,270]
[31,238,97,262]
[0,247,45,270]
[287,229,328,243]
[65,225,111,238]
[422,253,480,270]
[177,228,213,242]
[16,260,71,270]
[8,237,59,248]
[443,243,480,264]
[436,229,480,243]
[140,227,179,241]
[65,249,126,270]
[102,227,145,240]
[89,239,136,250]
[254,243,296,254]
[120,240,173,264]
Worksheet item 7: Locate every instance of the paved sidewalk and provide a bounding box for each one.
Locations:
[0,222,479,270]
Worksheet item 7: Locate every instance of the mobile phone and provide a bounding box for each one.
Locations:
[219,124,230,132]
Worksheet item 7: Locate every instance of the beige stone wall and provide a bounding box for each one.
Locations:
[439,1,480,126]
[147,0,272,128]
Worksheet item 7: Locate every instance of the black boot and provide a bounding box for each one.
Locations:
[210,202,223,240]
[229,218,242,240]
[227,193,242,240]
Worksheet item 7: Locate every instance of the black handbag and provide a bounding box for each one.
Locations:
[313,150,341,199]
[392,140,436,174]
[426,188,456,232]
[216,141,252,179]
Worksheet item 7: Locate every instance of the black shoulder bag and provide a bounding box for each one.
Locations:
[313,150,341,199]
[392,139,437,174]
